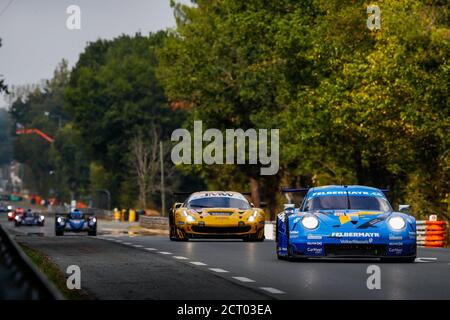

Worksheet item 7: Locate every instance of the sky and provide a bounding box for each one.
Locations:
[0,0,191,108]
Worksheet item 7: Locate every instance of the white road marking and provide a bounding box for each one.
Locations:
[415,257,438,263]
[190,262,207,266]
[123,242,133,245]
[173,256,189,260]
[133,244,143,248]
[145,248,157,251]
[232,277,255,283]
[209,268,229,273]
[259,287,285,294]
[158,251,172,255]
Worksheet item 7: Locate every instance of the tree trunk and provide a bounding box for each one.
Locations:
[250,176,260,207]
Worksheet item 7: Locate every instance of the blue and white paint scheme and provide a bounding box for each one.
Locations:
[55,209,97,236]
[276,185,416,262]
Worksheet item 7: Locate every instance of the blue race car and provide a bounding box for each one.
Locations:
[55,209,97,236]
[276,185,416,262]
[14,209,45,227]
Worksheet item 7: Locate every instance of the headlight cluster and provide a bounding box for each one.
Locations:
[39,215,45,221]
[248,210,259,222]
[302,215,319,229]
[388,216,406,230]
[183,210,196,223]
[57,217,65,225]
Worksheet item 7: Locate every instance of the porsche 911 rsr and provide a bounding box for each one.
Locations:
[55,209,97,236]
[169,191,265,241]
[15,210,45,227]
[277,185,416,262]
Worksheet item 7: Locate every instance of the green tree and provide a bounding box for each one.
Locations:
[65,32,187,208]
[159,0,449,217]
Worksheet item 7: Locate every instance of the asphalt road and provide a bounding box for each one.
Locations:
[1,211,450,300]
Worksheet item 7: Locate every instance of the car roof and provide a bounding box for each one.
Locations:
[188,191,247,201]
[306,185,386,198]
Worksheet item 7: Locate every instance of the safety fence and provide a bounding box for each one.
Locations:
[0,225,62,300]
[417,220,447,248]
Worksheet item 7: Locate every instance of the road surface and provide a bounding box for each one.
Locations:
[1,211,449,299]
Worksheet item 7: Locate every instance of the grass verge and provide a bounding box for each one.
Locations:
[19,242,95,300]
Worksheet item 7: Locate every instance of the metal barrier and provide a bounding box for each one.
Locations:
[417,220,447,247]
[140,215,169,230]
[0,225,62,300]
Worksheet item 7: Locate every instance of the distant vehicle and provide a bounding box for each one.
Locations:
[277,185,416,262]
[0,202,9,212]
[55,209,97,236]
[8,207,24,222]
[169,191,266,241]
[15,209,45,227]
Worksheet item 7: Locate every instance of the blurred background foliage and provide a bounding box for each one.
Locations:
[1,1,448,219]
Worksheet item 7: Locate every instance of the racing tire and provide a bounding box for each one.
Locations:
[14,221,20,227]
[169,225,177,241]
[55,230,64,236]
[171,226,188,241]
[88,227,97,236]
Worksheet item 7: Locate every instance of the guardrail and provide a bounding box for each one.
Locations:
[0,225,62,300]
[140,216,169,229]
[417,220,447,248]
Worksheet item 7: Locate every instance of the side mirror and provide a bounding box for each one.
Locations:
[398,204,410,213]
[284,203,295,215]
[174,202,183,209]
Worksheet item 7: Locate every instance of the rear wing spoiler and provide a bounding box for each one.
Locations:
[281,187,309,195]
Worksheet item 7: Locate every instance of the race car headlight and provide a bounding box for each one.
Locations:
[186,215,196,223]
[15,215,20,221]
[7,205,12,210]
[8,212,12,217]
[39,215,45,221]
[302,215,319,230]
[91,217,97,223]
[57,217,65,225]
[388,216,406,230]
[248,210,258,222]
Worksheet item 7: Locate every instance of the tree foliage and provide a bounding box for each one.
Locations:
[158,0,449,217]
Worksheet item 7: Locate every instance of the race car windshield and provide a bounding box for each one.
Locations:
[304,196,391,212]
[188,197,251,209]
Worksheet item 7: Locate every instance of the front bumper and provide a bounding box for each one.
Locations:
[180,222,264,238]
[279,235,416,258]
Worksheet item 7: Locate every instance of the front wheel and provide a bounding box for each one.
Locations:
[88,227,97,236]
[55,230,64,236]
[170,226,188,241]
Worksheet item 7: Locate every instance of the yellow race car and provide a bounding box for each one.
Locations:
[169,191,266,241]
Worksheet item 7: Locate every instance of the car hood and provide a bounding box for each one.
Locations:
[305,209,391,228]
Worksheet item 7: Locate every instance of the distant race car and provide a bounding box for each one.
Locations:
[14,209,45,227]
[55,209,97,236]
[8,207,24,222]
[169,191,265,241]
[276,185,416,262]
[0,202,9,213]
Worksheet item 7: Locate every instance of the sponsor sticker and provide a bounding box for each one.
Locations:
[331,232,380,238]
